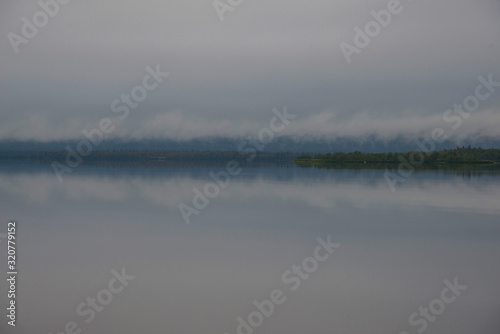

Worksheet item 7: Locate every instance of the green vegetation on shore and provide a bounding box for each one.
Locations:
[294,147,500,166]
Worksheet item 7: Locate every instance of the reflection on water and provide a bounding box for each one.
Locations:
[0,163,499,334]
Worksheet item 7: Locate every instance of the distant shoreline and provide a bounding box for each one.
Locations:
[1,147,499,169]
[0,150,298,167]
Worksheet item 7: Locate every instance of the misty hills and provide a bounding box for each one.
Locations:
[1,136,500,154]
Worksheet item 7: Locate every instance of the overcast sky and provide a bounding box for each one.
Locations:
[1,0,499,142]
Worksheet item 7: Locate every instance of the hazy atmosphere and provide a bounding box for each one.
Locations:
[1,0,500,142]
[2,1,500,334]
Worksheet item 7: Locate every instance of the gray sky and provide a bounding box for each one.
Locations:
[1,0,499,142]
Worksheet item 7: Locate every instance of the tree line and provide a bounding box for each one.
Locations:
[295,147,500,165]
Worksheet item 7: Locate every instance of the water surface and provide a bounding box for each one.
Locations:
[1,164,499,334]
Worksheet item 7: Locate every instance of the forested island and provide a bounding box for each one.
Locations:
[294,147,500,166]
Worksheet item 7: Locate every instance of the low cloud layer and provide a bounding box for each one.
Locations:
[1,108,499,143]
[1,0,499,143]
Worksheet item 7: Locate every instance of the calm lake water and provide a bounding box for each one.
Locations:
[1,163,500,334]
